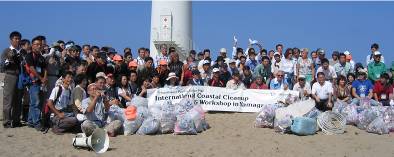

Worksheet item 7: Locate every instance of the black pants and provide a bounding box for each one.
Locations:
[315,99,330,112]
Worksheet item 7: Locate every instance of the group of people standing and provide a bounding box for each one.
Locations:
[1,31,393,136]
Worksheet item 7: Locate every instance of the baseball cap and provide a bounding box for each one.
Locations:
[274,52,280,56]
[343,51,351,55]
[96,72,107,79]
[298,75,306,80]
[212,68,220,73]
[203,60,210,65]
[159,59,167,65]
[112,54,123,61]
[220,48,227,53]
[374,51,382,56]
[128,61,138,67]
[229,59,236,64]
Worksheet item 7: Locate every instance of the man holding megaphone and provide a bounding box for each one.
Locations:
[80,76,122,137]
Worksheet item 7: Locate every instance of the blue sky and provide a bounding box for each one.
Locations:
[1,1,393,66]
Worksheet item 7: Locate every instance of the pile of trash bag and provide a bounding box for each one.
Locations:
[254,97,394,136]
[332,98,394,135]
[122,96,209,136]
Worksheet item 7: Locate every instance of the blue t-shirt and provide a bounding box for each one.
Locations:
[269,78,289,90]
[352,79,374,97]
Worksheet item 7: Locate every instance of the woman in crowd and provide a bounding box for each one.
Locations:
[297,48,314,84]
[347,73,356,92]
[249,76,268,89]
[333,75,351,103]
[281,48,296,89]
[117,75,133,108]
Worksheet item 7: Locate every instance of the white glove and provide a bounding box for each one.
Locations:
[233,36,238,43]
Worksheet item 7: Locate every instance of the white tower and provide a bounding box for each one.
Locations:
[150,0,192,61]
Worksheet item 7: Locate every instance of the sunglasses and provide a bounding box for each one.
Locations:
[277,75,284,77]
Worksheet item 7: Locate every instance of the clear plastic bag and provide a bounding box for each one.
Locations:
[137,117,160,135]
[130,96,148,108]
[188,105,206,133]
[341,104,359,125]
[383,106,394,132]
[160,101,177,134]
[175,98,195,117]
[123,106,148,135]
[107,105,125,123]
[356,109,378,130]
[366,117,389,135]
[332,100,347,114]
[274,114,292,134]
[304,107,322,119]
[174,113,197,135]
[255,104,280,128]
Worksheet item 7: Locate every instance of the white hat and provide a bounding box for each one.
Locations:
[298,75,306,79]
[274,52,280,56]
[220,48,227,53]
[343,51,351,55]
[358,68,368,74]
[203,60,210,65]
[374,51,382,56]
[166,72,178,81]
[229,59,236,64]
[212,68,220,73]
[96,72,107,79]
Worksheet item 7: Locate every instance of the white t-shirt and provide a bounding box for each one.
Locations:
[49,85,72,111]
[312,81,333,100]
[316,66,337,80]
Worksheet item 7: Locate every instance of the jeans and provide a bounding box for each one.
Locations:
[28,84,42,127]
[351,98,381,106]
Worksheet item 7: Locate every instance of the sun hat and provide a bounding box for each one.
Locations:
[166,72,178,80]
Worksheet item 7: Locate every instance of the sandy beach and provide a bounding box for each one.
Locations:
[1,112,393,157]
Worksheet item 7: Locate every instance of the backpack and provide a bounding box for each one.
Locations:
[42,86,63,133]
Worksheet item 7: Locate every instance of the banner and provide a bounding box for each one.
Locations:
[147,86,299,113]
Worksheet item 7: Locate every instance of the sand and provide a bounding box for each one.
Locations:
[1,113,393,157]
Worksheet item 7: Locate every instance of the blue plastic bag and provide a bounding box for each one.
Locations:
[290,117,317,135]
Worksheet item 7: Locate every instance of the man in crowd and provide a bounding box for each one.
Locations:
[154,44,169,68]
[1,31,23,128]
[226,72,246,90]
[316,58,337,82]
[269,70,288,90]
[329,51,339,66]
[136,47,146,66]
[293,75,311,100]
[47,71,78,134]
[26,36,48,130]
[366,43,385,65]
[311,72,333,111]
[81,81,122,137]
[334,53,352,77]
[188,69,204,86]
[367,51,386,83]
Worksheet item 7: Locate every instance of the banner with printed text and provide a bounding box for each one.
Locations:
[147,86,299,112]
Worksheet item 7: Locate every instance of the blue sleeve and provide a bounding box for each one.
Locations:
[269,80,275,89]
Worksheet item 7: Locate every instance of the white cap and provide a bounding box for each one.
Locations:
[212,68,220,73]
[298,75,306,79]
[274,52,280,56]
[220,48,227,53]
[374,51,382,56]
[229,59,236,64]
[203,60,210,65]
[96,72,107,79]
[343,51,351,55]
[166,72,178,80]
[358,68,368,74]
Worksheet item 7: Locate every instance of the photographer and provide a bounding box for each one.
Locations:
[1,31,23,128]
[81,78,122,137]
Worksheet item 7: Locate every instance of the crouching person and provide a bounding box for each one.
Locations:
[81,78,122,137]
[47,71,78,134]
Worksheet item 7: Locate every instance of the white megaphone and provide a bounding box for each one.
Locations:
[72,128,109,153]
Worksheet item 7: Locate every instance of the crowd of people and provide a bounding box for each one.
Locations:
[1,31,393,136]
